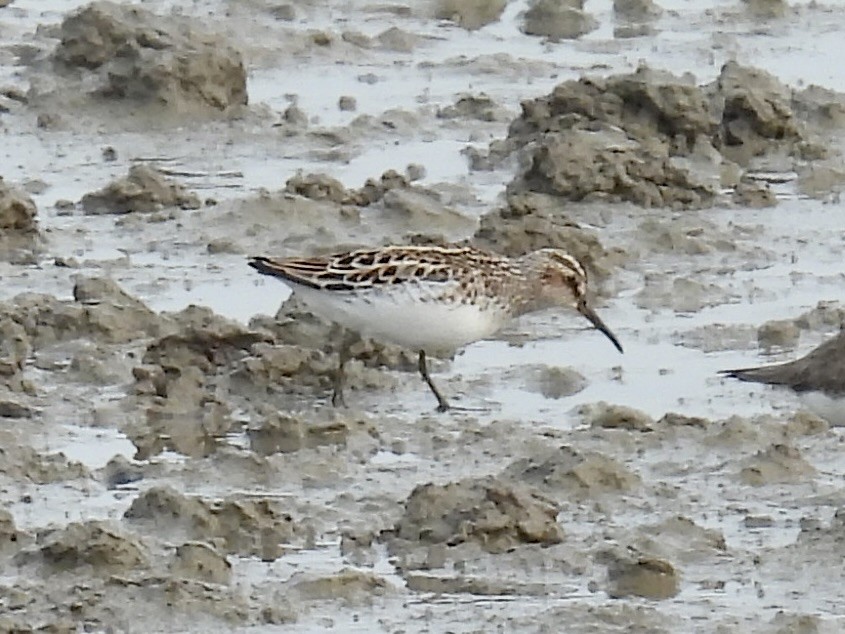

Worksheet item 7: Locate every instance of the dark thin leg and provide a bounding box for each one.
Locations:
[331,332,357,408]
[418,350,450,412]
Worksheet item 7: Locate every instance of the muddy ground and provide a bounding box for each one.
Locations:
[2,0,845,632]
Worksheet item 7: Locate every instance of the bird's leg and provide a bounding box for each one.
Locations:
[331,331,357,408]
[418,350,450,412]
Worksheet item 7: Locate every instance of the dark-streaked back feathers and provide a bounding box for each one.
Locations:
[248,245,516,292]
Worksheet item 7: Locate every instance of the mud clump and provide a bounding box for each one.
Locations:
[0,318,30,393]
[496,62,840,208]
[504,64,703,158]
[0,178,38,233]
[124,486,298,560]
[375,27,419,53]
[232,340,355,410]
[0,509,31,558]
[434,0,507,30]
[522,364,587,399]
[0,177,39,257]
[293,569,389,605]
[81,165,201,214]
[247,410,360,455]
[1,278,163,350]
[600,551,681,600]
[757,319,800,350]
[743,0,789,19]
[239,168,473,254]
[127,306,274,457]
[127,364,232,459]
[579,401,655,431]
[142,305,271,374]
[101,454,145,488]
[285,172,349,204]
[54,1,248,113]
[513,127,716,208]
[389,477,563,555]
[793,300,845,331]
[502,445,640,500]
[792,84,845,130]
[0,575,251,631]
[437,93,508,122]
[170,541,232,585]
[635,274,732,313]
[739,443,816,486]
[71,276,163,341]
[0,445,90,484]
[656,412,710,428]
[0,398,34,418]
[472,192,624,283]
[633,516,727,564]
[16,520,146,574]
[613,0,662,21]
[286,168,421,208]
[233,341,335,397]
[241,296,414,399]
[126,301,398,454]
[795,508,845,550]
[73,277,163,343]
[732,179,777,208]
[522,0,598,40]
[716,61,804,164]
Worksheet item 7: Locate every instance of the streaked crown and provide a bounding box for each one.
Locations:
[522,248,589,309]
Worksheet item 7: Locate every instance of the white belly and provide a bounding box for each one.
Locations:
[799,391,845,427]
[289,282,507,352]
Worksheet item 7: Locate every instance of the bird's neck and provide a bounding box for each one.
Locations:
[503,271,553,318]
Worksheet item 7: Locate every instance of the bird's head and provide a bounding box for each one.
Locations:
[526,248,623,353]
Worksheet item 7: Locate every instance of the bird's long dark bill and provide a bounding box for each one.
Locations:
[578,301,623,353]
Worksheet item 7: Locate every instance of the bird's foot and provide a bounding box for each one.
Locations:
[331,390,347,408]
[440,404,491,413]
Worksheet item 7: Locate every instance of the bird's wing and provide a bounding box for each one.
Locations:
[248,245,494,292]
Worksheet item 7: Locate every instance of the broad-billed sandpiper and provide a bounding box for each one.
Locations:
[721,330,845,425]
[249,245,623,411]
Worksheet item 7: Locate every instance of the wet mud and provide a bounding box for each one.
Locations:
[2,0,845,632]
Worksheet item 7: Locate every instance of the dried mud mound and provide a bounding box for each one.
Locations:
[1,277,164,350]
[124,486,301,560]
[126,305,270,458]
[433,0,508,31]
[472,191,626,283]
[387,476,564,556]
[0,177,39,258]
[223,168,475,257]
[7,514,283,630]
[53,1,248,113]
[282,169,475,240]
[496,62,842,208]
[15,520,147,574]
[600,551,681,600]
[521,0,598,41]
[502,444,641,501]
[0,445,90,484]
[0,276,166,425]
[81,165,201,214]
[124,300,402,458]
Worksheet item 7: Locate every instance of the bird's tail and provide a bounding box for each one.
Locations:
[248,256,281,277]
